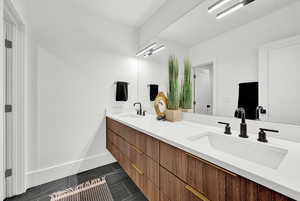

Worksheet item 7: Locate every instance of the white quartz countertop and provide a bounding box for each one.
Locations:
[106,112,300,200]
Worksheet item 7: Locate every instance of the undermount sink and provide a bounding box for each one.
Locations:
[119,114,143,119]
[188,132,288,169]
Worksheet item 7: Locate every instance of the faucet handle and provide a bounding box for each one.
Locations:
[258,128,279,143]
[142,110,147,116]
[218,122,232,135]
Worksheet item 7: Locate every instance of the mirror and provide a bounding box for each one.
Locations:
[142,0,300,126]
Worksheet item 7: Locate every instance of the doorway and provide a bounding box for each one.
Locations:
[193,63,215,115]
[4,18,14,198]
[2,0,26,198]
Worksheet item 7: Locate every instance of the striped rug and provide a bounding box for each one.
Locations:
[49,178,114,201]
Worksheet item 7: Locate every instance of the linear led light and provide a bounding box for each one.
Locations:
[216,0,255,19]
[143,45,165,58]
[208,0,233,13]
[136,43,157,57]
[151,45,165,55]
[216,2,244,19]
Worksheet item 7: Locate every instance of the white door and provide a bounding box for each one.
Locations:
[259,35,300,125]
[193,64,213,115]
[4,19,14,198]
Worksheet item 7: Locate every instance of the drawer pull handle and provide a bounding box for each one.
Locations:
[185,185,210,201]
[131,163,144,175]
[130,144,143,154]
[186,153,237,177]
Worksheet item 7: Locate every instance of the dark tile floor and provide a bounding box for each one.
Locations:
[5,162,148,201]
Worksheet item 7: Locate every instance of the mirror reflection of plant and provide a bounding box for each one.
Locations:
[180,58,192,109]
[167,55,180,110]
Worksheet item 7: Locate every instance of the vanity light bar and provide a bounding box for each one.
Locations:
[216,0,255,19]
[143,45,165,58]
[136,42,157,57]
[216,2,244,19]
[208,0,233,13]
[151,45,165,55]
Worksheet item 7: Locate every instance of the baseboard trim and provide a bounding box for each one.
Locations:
[26,153,116,189]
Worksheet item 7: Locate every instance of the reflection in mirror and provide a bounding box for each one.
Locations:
[153,0,300,125]
[193,62,214,115]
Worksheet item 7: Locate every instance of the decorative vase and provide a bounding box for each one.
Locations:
[165,109,182,122]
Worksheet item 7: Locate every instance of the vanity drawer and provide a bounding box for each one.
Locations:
[130,161,159,201]
[129,131,160,162]
[160,142,238,201]
[108,127,159,186]
[128,144,159,186]
[159,142,188,181]
[107,118,159,161]
[116,147,159,201]
[160,166,209,201]
[107,117,132,140]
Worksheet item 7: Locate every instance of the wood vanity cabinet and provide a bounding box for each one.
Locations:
[106,118,294,201]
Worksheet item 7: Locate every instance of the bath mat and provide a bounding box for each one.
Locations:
[49,178,114,201]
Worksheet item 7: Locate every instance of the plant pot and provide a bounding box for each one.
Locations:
[165,109,182,122]
[181,108,192,113]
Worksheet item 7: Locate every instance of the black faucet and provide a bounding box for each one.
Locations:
[218,122,232,135]
[258,128,279,143]
[236,107,248,138]
[255,106,263,120]
[133,102,142,115]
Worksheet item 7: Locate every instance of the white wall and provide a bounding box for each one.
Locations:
[26,44,139,188]
[139,0,204,45]
[9,0,193,190]
[190,2,300,118]
[11,0,140,188]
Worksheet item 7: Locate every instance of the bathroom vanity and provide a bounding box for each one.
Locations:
[106,113,298,201]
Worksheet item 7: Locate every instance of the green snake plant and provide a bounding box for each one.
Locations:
[167,55,180,110]
[180,58,192,109]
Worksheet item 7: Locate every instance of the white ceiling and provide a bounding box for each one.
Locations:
[159,0,298,47]
[63,0,168,27]
[23,0,167,28]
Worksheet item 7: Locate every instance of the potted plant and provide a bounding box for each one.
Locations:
[166,55,182,122]
[180,58,193,112]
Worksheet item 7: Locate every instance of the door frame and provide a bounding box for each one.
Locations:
[192,59,217,116]
[259,35,300,123]
[2,0,26,198]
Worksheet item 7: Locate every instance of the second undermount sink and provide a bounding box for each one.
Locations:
[188,132,288,169]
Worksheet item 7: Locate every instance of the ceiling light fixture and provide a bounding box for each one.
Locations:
[143,45,165,58]
[216,0,255,19]
[136,43,157,57]
[151,45,165,55]
[208,0,233,13]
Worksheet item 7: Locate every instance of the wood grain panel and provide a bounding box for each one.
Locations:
[107,117,132,140]
[186,154,226,201]
[160,142,188,181]
[160,166,208,201]
[239,178,258,201]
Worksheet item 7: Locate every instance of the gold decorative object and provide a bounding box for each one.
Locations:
[154,92,168,118]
